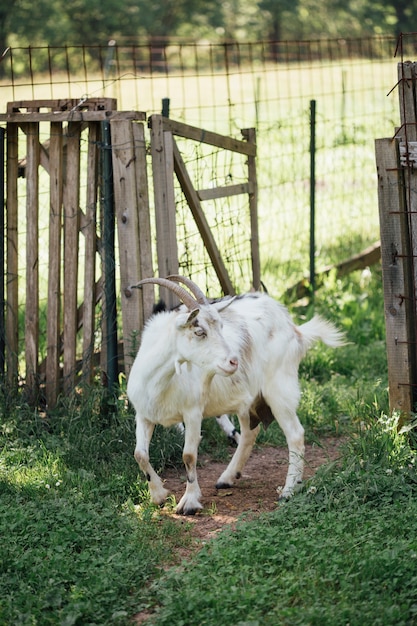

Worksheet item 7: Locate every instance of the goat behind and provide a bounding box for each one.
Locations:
[127,276,346,515]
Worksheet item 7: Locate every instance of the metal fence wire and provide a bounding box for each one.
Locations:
[0,35,408,298]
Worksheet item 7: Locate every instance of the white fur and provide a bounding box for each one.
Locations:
[127,291,345,515]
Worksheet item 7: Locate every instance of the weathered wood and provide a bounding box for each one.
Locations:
[7,98,117,113]
[63,122,81,392]
[150,115,256,157]
[197,182,250,201]
[398,62,417,142]
[45,123,63,407]
[132,121,154,322]
[24,123,40,397]
[81,123,99,383]
[172,138,235,295]
[150,117,179,308]
[0,110,145,123]
[375,137,415,415]
[242,127,260,290]
[111,119,153,375]
[6,123,19,386]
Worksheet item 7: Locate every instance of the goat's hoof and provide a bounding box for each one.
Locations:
[216,481,233,490]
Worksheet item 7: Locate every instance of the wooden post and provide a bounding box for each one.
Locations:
[63,122,81,392]
[111,119,154,375]
[24,122,40,399]
[46,122,63,407]
[6,123,19,387]
[150,115,179,308]
[375,137,415,415]
[242,127,260,290]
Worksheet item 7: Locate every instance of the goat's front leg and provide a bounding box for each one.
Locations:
[216,413,259,488]
[134,416,169,506]
[176,415,203,515]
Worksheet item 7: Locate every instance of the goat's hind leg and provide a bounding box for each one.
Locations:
[134,416,169,506]
[216,413,259,488]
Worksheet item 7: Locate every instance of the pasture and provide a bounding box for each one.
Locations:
[1,267,417,625]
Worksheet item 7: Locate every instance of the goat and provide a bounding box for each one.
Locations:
[127,275,345,515]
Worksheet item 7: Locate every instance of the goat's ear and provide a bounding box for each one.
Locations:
[176,308,199,329]
[213,296,236,313]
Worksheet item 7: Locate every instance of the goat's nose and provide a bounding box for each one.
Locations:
[230,357,238,369]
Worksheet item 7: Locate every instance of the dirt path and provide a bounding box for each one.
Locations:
[162,437,343,545]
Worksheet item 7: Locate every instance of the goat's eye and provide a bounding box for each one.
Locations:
[195,328,206,338]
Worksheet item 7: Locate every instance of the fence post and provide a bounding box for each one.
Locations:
[310,99,316,297]
[101,120,118,390]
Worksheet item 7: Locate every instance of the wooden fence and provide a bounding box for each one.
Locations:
[376,61,417,417]
[0,100,258,407]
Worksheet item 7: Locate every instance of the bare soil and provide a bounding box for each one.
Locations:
[162,437,343,547]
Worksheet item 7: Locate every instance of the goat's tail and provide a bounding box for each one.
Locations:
[298,315,347,353]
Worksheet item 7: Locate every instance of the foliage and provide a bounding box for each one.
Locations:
[2,0,417,56]
[0,388,190,625]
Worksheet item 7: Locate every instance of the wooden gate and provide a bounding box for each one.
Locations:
[0,102,259,407]
[149,115,259,308]
[0,99,152,406]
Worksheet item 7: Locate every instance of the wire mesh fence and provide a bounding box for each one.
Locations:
[0,35,407,299]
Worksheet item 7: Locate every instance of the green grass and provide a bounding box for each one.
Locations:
[1,264,413,625]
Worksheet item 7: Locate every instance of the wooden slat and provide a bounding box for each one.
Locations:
[172,138,235,295]
[7,98,117,113]
[111,120,150,375]
[63,122,81,392]
[150,117,179,308]
[132,121,154,323]
[0,110,146,123]
[6,123,19,386]
[24,123,40,397]
[197,182,250,201]
[150,115,256,157]
[45,123,63,407]
[81,123,99,382]
[375,137,415,415]
[242,127,261,290]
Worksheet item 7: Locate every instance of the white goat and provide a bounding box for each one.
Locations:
[127,275,345,515]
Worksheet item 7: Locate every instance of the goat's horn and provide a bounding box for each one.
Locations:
[166,275,208,305]
[131,277,199,311]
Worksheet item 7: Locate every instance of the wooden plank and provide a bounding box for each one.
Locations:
[242,127,261,290]
[132,121,154,321]
[111,120,147,375]
[398,61,417,142]
[149,114,256,156]
[7,98,117,113]
[375,137,415,415]
[81,123,99,383]
[45,123,63,407]
[24,123,40,398]
[63,122,81,392]
[6,123,19,386]
[0,110,146,123]
[150,117,179,308]
[172,138,235,295]
[197,182,250,201]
